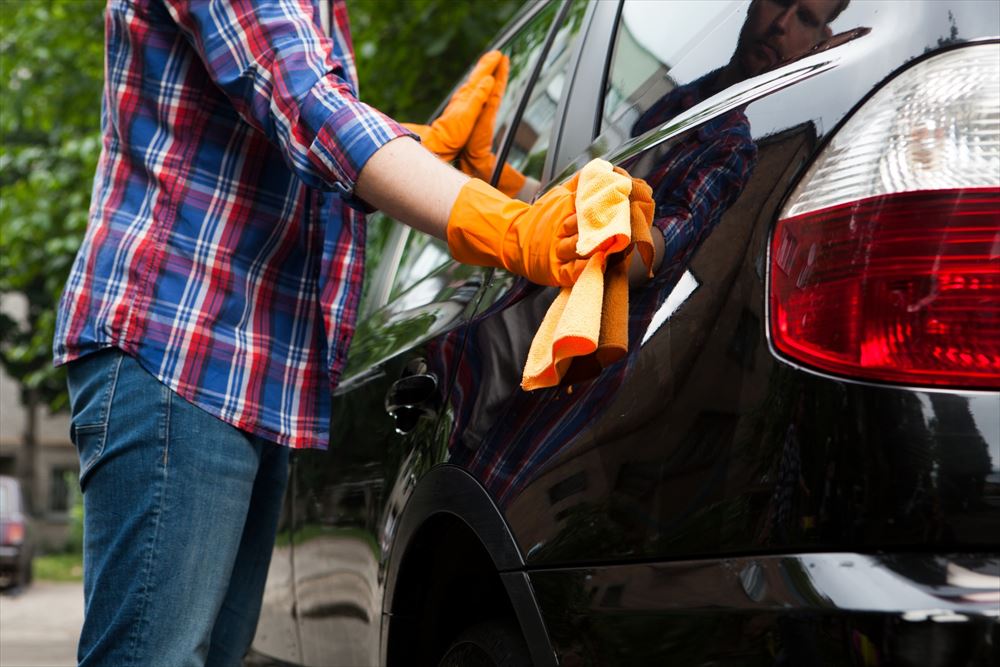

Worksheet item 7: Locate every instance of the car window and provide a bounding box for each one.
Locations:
[499,0,590,182]
[358,0,574,316]
[600,0,744,140]
[599,0,855,144]
[382,0,591,306]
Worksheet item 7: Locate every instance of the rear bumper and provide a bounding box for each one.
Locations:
[528,552,1000,666]
[0,547,25,574]
[0,545,21,561]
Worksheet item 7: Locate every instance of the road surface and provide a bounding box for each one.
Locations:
[0,581,83,667]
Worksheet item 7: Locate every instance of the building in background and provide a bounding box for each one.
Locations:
[0,293,76,551]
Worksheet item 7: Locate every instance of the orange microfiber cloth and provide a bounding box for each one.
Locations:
[521,160,655,391]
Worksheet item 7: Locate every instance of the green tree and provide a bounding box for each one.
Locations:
[349,0,523,122]
[0,1,104,499]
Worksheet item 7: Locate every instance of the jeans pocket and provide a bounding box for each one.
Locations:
[67,348,125,485]
[71,423,108,486]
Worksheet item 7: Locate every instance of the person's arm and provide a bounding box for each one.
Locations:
[356,137,663,288]
[354,136,466,242]
[164,1,650,287]
[357,136,594,287]
[163,0,411,196]
[651,125,758,276]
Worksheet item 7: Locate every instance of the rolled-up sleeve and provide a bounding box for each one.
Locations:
[164,0,412,196]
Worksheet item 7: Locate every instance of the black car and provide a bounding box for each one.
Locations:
[0,475,34,589]
[248,1,1000,665]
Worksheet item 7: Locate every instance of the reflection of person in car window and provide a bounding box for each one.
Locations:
[634,0,849,248]
[639,0,849,130]
[723,0,849,88]
[631,0,849,284]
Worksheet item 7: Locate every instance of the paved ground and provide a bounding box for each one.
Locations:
[0,581,83,667]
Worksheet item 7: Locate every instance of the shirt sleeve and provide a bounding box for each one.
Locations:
[163,0,412,197]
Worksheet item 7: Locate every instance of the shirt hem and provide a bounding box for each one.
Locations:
[55,343,330,451]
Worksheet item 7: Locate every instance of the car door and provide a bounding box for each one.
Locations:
[278,3,587,665]
[451,0,883,562]
[440,1,983,662]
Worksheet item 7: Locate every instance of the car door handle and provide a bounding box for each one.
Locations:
[385,372,438,434]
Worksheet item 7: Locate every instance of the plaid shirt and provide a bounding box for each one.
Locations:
[53,0,411,449]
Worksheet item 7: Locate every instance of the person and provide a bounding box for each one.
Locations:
[51,1,651,665]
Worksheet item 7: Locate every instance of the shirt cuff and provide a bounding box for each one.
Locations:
[309,98,418,212]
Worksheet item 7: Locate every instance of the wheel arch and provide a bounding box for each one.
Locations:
[381,464,555,667]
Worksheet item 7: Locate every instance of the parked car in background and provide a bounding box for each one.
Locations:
[0,475,34,589]
[249,1,1000,665]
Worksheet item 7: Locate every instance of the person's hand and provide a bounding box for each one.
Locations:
[402,51,505,163]
[612,166,657,278]
[446,159,648,287]
[457,54,527,198]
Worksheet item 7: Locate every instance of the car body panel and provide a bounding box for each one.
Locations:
[529,552,1000,665]
[447,0,1000,567]
[289,267,487,666]
[250,2,1000,665]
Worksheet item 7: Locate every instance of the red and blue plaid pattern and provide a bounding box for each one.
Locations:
[54,0,411,449]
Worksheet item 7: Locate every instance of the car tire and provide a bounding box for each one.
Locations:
[437,619,532,667]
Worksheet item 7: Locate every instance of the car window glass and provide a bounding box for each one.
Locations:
[501,0,589,181]
[600,0,855,144]
[386,1,571,305]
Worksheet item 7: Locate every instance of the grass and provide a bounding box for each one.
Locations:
[34,552,84,582]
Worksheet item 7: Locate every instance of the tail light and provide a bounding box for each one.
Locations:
[769,43,1000,389]
[2,521,25,545]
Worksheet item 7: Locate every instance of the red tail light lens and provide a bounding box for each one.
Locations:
[770,187,1000,388]
[2,521,25,545]
[770,43,999,389]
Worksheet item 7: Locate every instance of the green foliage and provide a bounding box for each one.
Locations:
[34,551,83,582]
[0,1,105,410]
[348,0,524,122]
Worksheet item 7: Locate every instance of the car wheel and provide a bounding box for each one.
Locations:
[19,558,32,587]
[437,619,532,667]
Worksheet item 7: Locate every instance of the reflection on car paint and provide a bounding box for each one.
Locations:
[250,2,1000,665]
[641,270,700,345]
[530,553,999,666]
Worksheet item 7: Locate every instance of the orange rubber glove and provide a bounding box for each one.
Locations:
[447,159,641,287]
[402,51,505,163]
[457,54,527,198]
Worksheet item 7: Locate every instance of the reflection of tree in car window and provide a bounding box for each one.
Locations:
[365,0,589,312]
[491,1,562,148]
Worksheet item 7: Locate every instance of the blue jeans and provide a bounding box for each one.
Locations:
[67,348,289,667]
